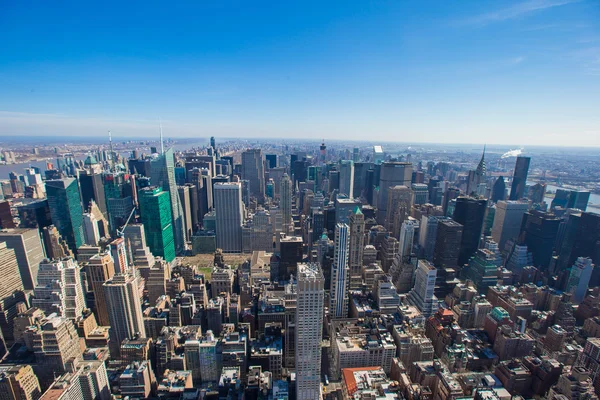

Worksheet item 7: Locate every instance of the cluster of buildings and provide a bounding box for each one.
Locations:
[0,137,597,399]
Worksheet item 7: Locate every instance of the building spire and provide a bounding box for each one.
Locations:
[109,130,115,172]
[476,145,486,176]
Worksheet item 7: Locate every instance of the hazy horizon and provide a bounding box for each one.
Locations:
[1,1,599,146]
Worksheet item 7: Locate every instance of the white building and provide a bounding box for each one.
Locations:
[295,263,325,400]
[330,224,350,318]
[407,259,438,317]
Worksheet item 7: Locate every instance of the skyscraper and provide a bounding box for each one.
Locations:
[150,147,186,253]
[432,219,463,269]
[491,176,506,203]
[103,274,146,357]
[348,207,365,287]
[214,182,244,253]
[103,171,134,234]
[330,223,350,318]
[386,185,413,238]
[509,156,531,200]
[419,216,451,261]
[452,197,487,267]
[0,228,44,290]
[377,162,413,224]
[138,187,176,262]
[241,149,265,203]
[491,201,529,251]
[519,210,561,270]
[398,219,417,260]
[280,173,292,234]
[86,253,115,326]
[338,160,354,198]
[45,177,85,253]
[33,257,85,319]
[566,257,594,304]
[178,185,194,241]
[407,259,438,317]
[295,263,324,400]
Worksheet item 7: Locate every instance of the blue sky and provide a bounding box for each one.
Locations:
[0,0,599,145]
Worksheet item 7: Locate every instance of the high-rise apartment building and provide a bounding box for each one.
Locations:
[509,156,531,200]
[330,224,350,318]
[399,220,417,261]
[295,263,324,400]
[452,196,487,267]
[45,177,85,253]
[0,228,44,290]
[338,160,354,198]
[150,147,186,254]
[241,149,265,203]
[280,173,292,234]
[103,274,146,357]
[0,242,24,301]
[138,187,176,262]
[0,365,41,400]
[491,201,529,251]
[377,162,413,224]
[86,253,115,326]
[214,182,244,253]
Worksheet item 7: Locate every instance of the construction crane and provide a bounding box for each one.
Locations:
[117,207,137,238]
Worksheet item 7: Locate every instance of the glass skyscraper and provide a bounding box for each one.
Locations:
[138,187,176,262]
[45,177,85,253]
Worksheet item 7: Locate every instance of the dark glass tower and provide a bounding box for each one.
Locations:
[45,177,85,253]
[509,156,531,200]
[491,176,506,203]
[519,210,561,270]
[452,196,488,267]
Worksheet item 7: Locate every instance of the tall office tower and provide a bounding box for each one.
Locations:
[241,149,265,203]
[103,274,146,357]
[0,365,42,400]
[338,160,354,198]
[380,236,400,273]
[565,257,594,304]
[109,237,129,274]
[419,216,450,261]
[411,183,429,205]
[330,224,350,318]
[386,185,413,238]
[399,220,417,260]
[509,156,531,200]
[86,253,115,326]
[138,187,176,262]
[278,235,303,281]
[295,263,324,400]
[492,176,506,203]
[442,187,461,216]
[0,242,25,300]
[280,173,293,234]
[432,220,463,269]
[407,259,438,317]
[17,199,52,231]
[377,162,413,224]
[565,212,600,285]
[79,169,107,217]
[178,185,194,241]
[0,228,44,290]
[466,148,486,195]
[45,177,85,253]
[210,136,216,150]
[150,147,186,254]
[103,171,134,234]
[82,211,101,246]
[123,224,147,254]
[491,201,529,251]
[452,197,487,267]
[567,190,591,211]
[528,183,546,205]
[348,207,365,288]
[214,182,244,253]
[33,258,85,319]
[146,261,169,305]
[519,210,561,270]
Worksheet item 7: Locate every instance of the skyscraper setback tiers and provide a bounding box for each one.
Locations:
[0,138,597,398]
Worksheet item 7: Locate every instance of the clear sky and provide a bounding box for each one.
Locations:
[0,0,599,146]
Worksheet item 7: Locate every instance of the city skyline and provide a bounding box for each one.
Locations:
[1,1,599,146]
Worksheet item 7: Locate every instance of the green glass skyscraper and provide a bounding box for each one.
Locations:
[139,186,176,262]
[46,177,85,253]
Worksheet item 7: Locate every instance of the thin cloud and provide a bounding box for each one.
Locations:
[459,0,580,27]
